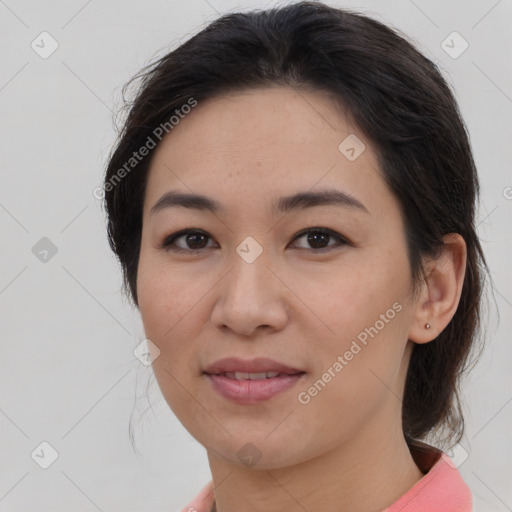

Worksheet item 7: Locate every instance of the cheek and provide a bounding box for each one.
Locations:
[136,252,217,393]
[137,250,200,339]
[300,250,412,398]
[302,250,410,340]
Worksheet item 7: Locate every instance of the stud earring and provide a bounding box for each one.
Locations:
[425,323,431,329]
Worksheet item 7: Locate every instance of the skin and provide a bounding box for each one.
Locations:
[136,86,467,512]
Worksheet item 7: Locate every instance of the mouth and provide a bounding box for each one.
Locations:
[203,356,304,376]
[209,371,305,380]
[203,357,306,404]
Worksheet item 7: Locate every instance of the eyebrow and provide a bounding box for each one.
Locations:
[150,188,369,217]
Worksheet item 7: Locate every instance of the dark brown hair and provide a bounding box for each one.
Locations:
[103,1,488,450]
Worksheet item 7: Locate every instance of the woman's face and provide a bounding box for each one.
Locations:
[137,86,419,468]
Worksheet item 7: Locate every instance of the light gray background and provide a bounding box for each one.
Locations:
[0,0,510,511]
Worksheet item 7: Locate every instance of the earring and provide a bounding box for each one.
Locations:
[425,323,431,329]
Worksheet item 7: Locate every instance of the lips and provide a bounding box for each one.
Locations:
[203,357,306,404]
[203,357,304,377]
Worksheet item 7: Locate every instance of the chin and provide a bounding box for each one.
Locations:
[198,427,317,470]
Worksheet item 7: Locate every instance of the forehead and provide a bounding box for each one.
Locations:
[142,86,392,219]
[152,86,361,156]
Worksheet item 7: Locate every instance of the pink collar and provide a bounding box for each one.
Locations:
[382,446,472,511]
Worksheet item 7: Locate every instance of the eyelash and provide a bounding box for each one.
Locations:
[159,228,350,253]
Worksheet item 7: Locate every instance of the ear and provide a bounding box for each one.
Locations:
[408,233,467,344]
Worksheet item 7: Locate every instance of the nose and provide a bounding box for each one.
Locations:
[210,250,289,337]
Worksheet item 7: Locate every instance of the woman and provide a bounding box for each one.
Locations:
[102,2,487,510]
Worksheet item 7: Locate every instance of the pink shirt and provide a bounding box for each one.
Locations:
[181,446,472,512]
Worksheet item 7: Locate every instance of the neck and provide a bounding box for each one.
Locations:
[207,418,424,512]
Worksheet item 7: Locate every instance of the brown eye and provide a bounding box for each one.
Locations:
[161,230,216,252]
[292,228,349,251]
